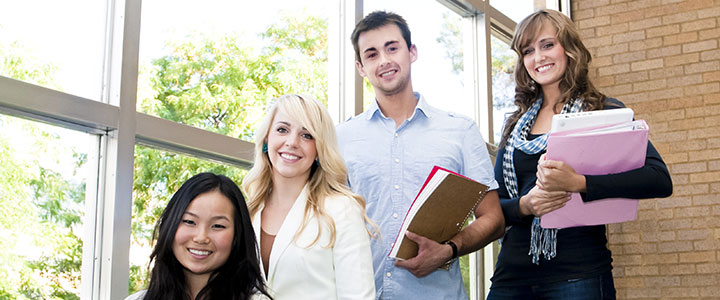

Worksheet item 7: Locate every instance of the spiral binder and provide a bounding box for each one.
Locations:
[389,166,490,260]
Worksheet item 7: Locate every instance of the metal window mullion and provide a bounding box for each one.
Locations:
[0,77,118,134]
[80,135,103,300]
[329,0,363,124]
[462,13,481,300]
[464,10,494,300]
[134,112,255,168]
[473,13,493,151]
[97,0,141,299]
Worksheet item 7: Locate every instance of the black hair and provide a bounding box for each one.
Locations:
[143,172,271,300]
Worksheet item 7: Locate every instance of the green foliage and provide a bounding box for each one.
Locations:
[128,264,146,295]
[460,255,471,298]
[0,38,58,87]
[30,167,85,227]
[261,11,328,105]
[1,27,86,297]
[0,116,86,300]
[137,13,328,142]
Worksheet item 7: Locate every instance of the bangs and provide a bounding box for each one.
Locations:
[275,95,322,137]
[514,16,552,53]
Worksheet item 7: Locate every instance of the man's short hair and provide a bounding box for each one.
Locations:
[351,11,412,64]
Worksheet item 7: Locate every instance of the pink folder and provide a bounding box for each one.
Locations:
[540,120,649,229]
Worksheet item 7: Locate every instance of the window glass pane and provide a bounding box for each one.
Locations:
[490,0,535,23]
[0,0,106,101]
[362,1,471,118]
[491,35,517,145]
[0,114,92,299]
[129,145,247,294]
[137,0,331,142]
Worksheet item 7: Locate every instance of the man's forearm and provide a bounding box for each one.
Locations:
[450,190,505,257]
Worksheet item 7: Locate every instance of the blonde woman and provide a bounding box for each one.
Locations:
[242,94,375,300]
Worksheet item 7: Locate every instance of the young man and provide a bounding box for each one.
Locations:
[336,11,505,299]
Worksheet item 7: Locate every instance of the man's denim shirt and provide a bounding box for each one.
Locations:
[337,93,498,299]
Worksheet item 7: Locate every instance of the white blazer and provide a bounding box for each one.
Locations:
[252,185,375,300]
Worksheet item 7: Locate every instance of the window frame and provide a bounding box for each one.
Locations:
[0,0,254,298]
[0,0,564,299]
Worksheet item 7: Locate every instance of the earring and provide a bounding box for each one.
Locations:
[262,143,268,153]
[313,158,320,168]
[530,80,536,91]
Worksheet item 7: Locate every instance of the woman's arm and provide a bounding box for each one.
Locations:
[494,146,534,224]
[536,139,672,201]
[583,140,672,201]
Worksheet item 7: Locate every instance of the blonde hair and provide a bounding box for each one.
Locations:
[501,9,606,147]
[242,94,376,247]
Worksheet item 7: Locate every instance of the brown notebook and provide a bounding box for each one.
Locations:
[389,166,489,260]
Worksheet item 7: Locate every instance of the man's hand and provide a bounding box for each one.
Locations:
[394,231,453,277]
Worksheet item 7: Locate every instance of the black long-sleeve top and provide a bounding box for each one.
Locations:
[490,98,673,287]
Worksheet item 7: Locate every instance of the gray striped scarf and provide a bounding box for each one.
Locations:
[502,96,583,264]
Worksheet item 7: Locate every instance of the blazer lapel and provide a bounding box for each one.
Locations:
[266,184,310,283]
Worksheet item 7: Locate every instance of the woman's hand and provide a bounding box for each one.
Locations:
[519,185,571,217]
[536,154,587,193]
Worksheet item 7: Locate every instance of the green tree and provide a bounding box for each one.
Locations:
[129,13,329,293]
[0,33,86,299]
[0,118,86,300]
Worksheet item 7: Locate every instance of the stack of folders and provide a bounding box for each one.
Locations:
[389,166,489,260]
[541,108,649,229]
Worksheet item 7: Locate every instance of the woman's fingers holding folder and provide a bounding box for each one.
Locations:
[519,186,571,217]
[536,159,587,193]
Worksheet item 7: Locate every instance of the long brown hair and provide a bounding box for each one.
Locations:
[500,9,606,147]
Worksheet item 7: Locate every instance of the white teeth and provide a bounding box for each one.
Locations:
[189,249,211,256]
[537,65,552,72]
[280,153,299,160]
[380,70,396,77]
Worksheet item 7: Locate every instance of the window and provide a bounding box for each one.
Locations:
[491,35,518,144]
[137,0,332,142]
[0,114,93,299]
[489,0,535,23]
[0,0,537,299]
[0,0,106,101]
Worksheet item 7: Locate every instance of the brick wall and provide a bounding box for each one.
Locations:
[573,0,720,299]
